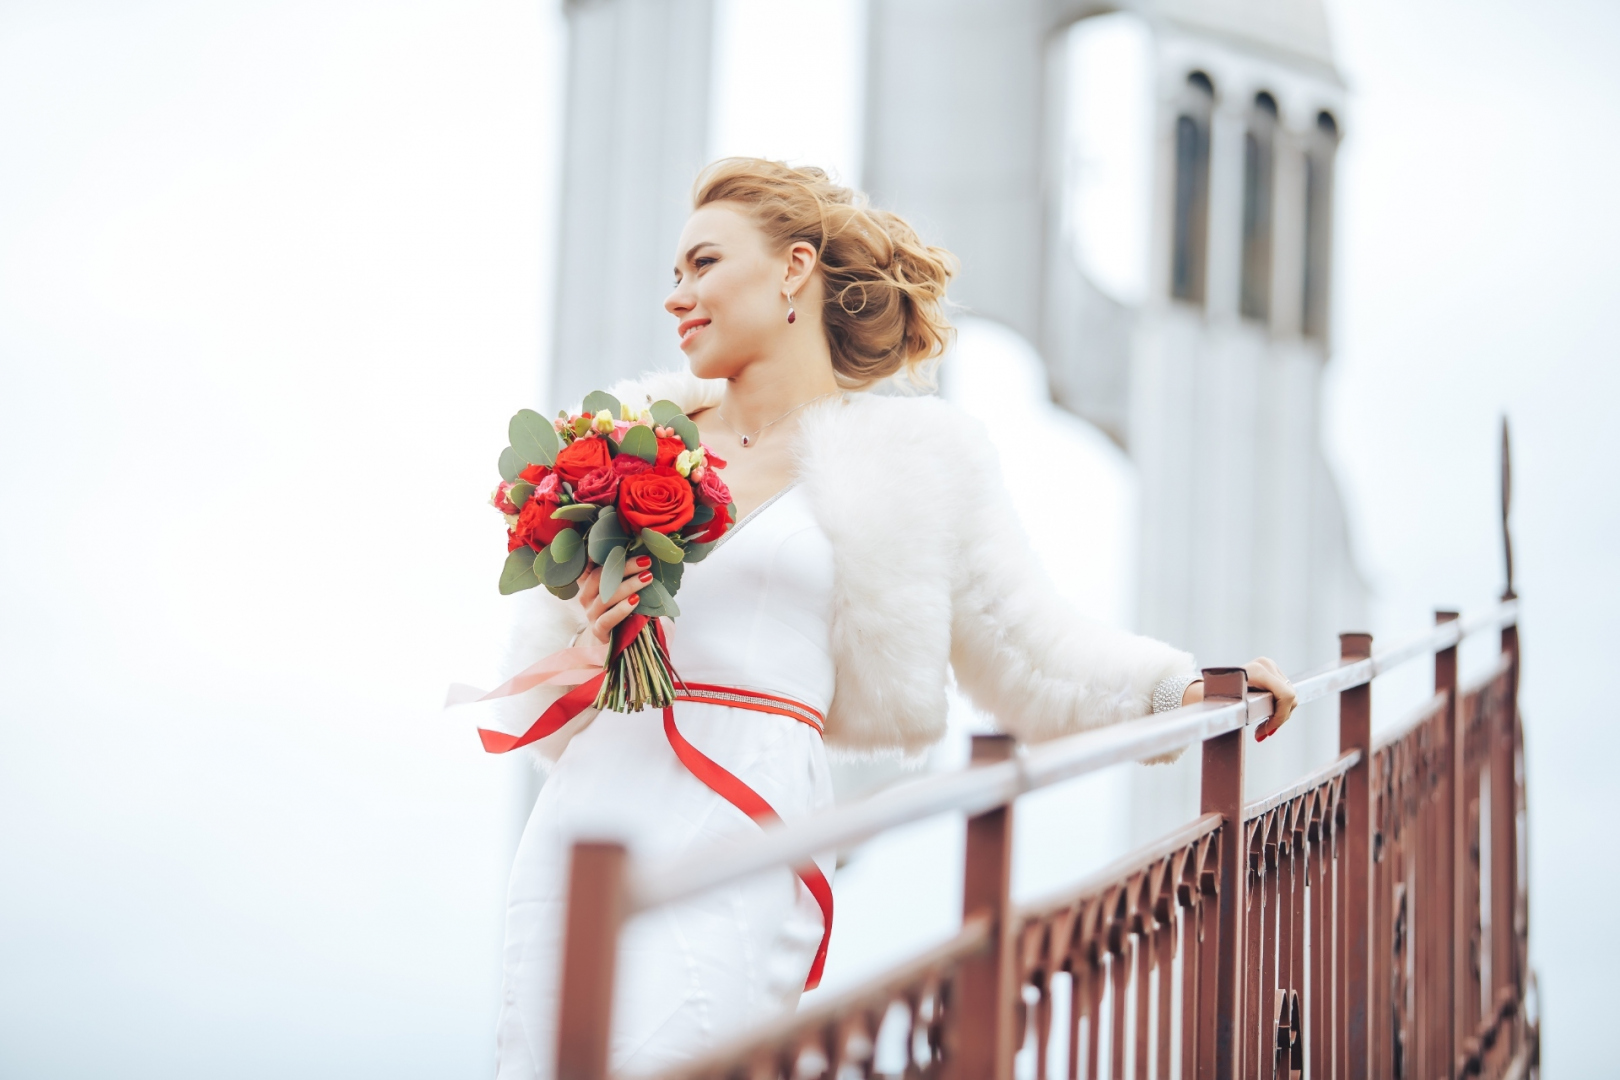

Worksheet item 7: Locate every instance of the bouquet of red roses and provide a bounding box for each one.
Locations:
[491,390,734,712]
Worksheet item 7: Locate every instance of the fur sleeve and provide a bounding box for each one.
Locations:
[945,422,1196,744]
[495,584,594,771]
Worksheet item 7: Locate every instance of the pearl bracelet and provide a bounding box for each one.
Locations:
[1152,673,1202,714]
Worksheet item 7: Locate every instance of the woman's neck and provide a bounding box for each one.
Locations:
[717,334,840,433]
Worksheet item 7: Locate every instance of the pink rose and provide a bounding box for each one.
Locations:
[612,454,652,477]
[573,464,619,505]
[697,467,731,509]
[491,482,519,515]
[700,444,729,470]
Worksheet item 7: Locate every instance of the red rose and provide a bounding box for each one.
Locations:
[688,500,731,544]
[509,492,571,551]
[617,466,695,534]
[612,454,652,477]
[696,468,731,509]
[573,464,619,505]
[654,436,686,468]
[518,462,550,484]
[553,435,611,488]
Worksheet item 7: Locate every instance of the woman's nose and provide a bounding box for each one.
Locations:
[664,284,691,316]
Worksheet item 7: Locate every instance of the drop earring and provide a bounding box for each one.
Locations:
[786,293,797,324]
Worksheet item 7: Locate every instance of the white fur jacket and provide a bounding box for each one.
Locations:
[496,369,1196,765]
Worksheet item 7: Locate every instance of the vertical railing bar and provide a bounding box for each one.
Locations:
[1337,631,1373,1080]
[950,733,1018,1080]
[1493,615,1521,1061]
[1196,667,1247,1080]
[555,841,628,1080]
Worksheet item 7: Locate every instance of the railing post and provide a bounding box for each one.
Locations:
[951,733,1018,1080]
[1338,632,1373,1080]
[1197,667,1247,1080]
[555,841,627,1080]
[1493,609,1522,1046]
[1435,611,1460,1079]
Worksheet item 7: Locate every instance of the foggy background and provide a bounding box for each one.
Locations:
[1,0,1615,1076]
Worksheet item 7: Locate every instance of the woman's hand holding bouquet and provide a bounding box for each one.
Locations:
[490,390,735,712]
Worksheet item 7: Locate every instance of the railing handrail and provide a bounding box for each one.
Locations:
[623,597,1519,916]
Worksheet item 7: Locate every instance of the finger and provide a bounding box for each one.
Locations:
[600,566,655,610]
[589,556,653,618]
[592,592,642,638]
[577,567,602,609]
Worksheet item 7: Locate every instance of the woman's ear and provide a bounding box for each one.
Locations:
[784,240,819,297]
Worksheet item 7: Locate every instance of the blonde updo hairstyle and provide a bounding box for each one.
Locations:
[693,158,958,388]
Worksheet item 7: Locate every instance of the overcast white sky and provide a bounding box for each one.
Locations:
[1,1,1614,1076]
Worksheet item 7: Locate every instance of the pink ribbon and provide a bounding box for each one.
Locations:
[443,641,608,708]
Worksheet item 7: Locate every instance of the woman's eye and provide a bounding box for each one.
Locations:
[695,257,716,270]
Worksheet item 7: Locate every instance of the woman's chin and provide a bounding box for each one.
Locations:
[687,350,741,382]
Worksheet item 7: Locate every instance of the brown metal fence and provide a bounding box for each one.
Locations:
[548,599,1536,1080]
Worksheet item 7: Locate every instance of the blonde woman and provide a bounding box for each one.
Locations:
[493,158,1296,1078]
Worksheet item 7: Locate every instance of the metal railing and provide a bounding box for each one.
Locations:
[549,594,1537,1080]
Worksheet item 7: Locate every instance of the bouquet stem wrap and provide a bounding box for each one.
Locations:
[595,617,675,713]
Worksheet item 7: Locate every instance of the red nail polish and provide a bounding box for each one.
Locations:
[637,556,651,568]
[628,594,638,605]
[638,571,653,583]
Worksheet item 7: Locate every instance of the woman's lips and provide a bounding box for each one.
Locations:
[678,319,709,347]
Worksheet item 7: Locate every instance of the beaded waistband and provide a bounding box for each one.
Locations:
[672,682,825,736]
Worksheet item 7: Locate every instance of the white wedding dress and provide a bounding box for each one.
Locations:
[496,486,836,1079]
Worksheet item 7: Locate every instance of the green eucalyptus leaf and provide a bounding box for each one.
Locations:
[672,414,701,450]
[634,578,674,618]
[588,508,629,562]
[508,481,535,510]
[687,503,715,528]
[649,399,683,427]
[499,547,540,595]
[581,390,622,418]
[650,555,683,594]
[548,526,581,562]
[550,503,599,522]
[571,415,592,438]
[619,424,658,464]
[510,409,560,467]
[541,538,587,587]
[599,544,627,599]
[545,580,581,601]
[639,527,684,563]
[682,540,716,563]
[498,446,523,482]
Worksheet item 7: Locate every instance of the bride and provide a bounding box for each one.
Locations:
[492,157,1297,1078]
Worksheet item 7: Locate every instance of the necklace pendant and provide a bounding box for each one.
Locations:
[739,435,752,447]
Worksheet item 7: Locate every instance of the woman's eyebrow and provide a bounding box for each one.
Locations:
[675,241,719,274]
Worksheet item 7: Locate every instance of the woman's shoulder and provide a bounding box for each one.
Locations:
[809,387,987,454]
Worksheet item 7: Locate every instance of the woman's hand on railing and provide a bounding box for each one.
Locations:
[1177,657,1298,742]
[577,557,655,643]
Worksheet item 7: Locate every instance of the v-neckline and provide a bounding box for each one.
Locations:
[708,483,797,555]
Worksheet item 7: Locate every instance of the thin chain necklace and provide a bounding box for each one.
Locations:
[717,390,839,448]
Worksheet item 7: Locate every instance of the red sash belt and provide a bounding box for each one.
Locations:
[475,615,834,991]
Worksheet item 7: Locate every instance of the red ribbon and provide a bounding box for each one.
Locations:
[477,614,833,991]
